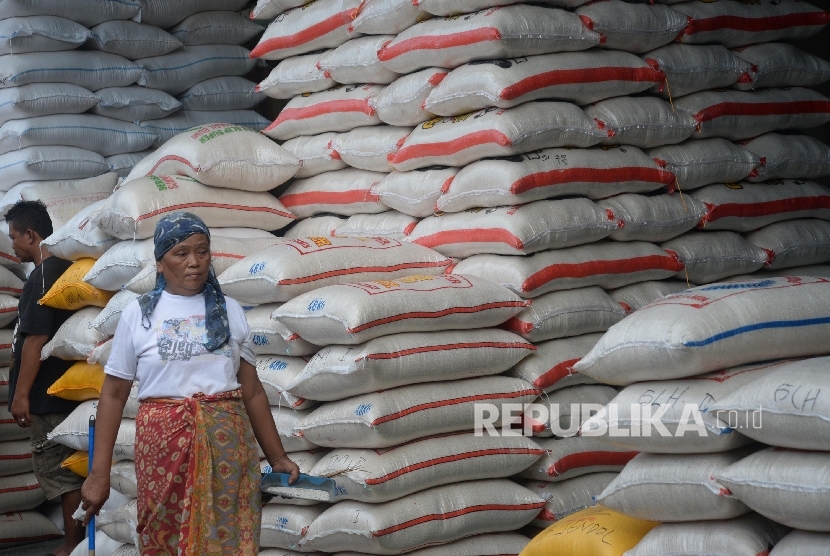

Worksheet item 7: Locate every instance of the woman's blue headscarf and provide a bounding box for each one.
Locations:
[138,212,230,352]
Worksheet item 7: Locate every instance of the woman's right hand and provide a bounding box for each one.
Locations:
[80,471,111,526]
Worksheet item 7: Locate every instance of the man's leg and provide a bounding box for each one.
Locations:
[57,488,86,556]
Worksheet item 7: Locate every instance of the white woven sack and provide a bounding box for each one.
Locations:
[643,44,750,98]
[250,0,307,21]
[43,198,118,260]
[331,126,411,173]
[438,146,674,212]
[0,440,32,477]
[518,435,636,482]
[0,403,27,441]
[417,0,593,15]
[281,133,345,178]
[597,449,753,521]
[274,273,529,345]
[299,479,544,554]
[453,241,684,298]
[648,138,760,190]
[585,97,697,148]
[334,211,418,240]
[178,76,264,111]
[529,384,619,438]
[733,42,830,91]
[167,11,263,46]
[709,356,830,451]
[0,15,89,55]
[219,236,450,303]
[318,36,400,85]
[505,333,601,393]
[260,504,326,550]
[692,180,830,232]
[0,331,11,365]
[575,0,688,53]
[90,290,140,336]
[89,20,181,60]
[409,198,615,257]
[48,401,134,458]
[741,133,830,182]
[574,277,830,385]
[0,367,6,402]
[0,234,18,267]
[676,87,830,141]
[140,111,270,148]
[295,376,539,448]
[746,219,830,270]
[0,114,157,157]
[260,452,330,507]
[245,305,318,357]
[502,287,625,343]
[609,280,689,313]
[599,193,707,243]
[106,151,152,179]
[278,169,389,218]
[0,294,17,327]
[268,407,319,453]
[0,0,139,26]
[135,45,255,95]
[0,511,62,550]
[256,355,315,410]
[350,0,430,35]
[391,102,604,172]
[282,216,345,239]
[110,460,136,498]
[371,67,446,126]
[377,5,600,74]
[86,337,112,367]
[92,86,181,122]
[126,123,299,192]
[263,84,384,140]
[0,51,140,91]
[255,51,336,100]
[674,0,830,47]
[525,473,616,528]
[311,433,543,503]
[0,473,44,513]
[136,0,249,28]
[373,167,455,217]
[349,533,529,556]
[41,308,109,360]
[20,172,117,230]
[0,83,98,127]
[83,239,153,290]
[662,231,768,283]
[729,264,830,282]
[625,514,790,556]
[771,531,830,556]
[288,328,533,401]
[250,0,363,60]
[92,176,295,239]
[426,52,661,118]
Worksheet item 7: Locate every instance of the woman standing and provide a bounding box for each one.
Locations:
[81,212,300,555]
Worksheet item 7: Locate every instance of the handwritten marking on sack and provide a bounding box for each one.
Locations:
[774,383,821,411]
[307,298,325,312]
[268,360,288,371]
[355,404,371,416]
[253,334,269,346]
[249,262,266,275]
[189,124,249,144]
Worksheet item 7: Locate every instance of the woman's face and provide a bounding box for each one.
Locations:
[157,233,211,296]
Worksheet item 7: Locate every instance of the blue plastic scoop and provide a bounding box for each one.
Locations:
[260,472,338,502]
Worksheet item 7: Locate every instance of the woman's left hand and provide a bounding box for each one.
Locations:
[269,455,301,484]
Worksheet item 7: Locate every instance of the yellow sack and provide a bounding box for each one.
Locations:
[61,450,89,478]
[520,507,659,556]
[47,362,105,401]
[38,258,113,310]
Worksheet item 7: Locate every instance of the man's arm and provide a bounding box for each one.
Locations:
[10,334,49,427]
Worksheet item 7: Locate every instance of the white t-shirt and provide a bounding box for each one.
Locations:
[105,291,256,401]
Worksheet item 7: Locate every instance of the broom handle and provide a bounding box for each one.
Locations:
[88,415,95,556]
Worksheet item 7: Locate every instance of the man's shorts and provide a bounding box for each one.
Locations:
[29,413,85,500]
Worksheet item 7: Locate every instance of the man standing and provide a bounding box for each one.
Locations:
[6,200,85,556]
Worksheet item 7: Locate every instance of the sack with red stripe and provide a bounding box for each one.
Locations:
[519,435,637,482]
[609,280,690,314]
[274,273,529,345]
[585,96,697,148]
[424,51,663,117]
[261,505,326,550]
[375,533,532,556]
[371,67,447,127]
[674,0,830,48]
[219,236,451,303]
[281,132,346,178]
[598,193,708,242]
[0,295,18,328]
[0,403,28,441]
[245,305,318,356]
[0,473,45,513]
[331,125,412,172]
[453,241,684,298]
[0,367,8,404]
[746,218,830,271]
[299,479,544,553]
[318,35,401,85]
[436,146,675,213]
[350,0,431,35]
[662,231,769,284]
[506,333,601,393]
[390,102,604,172]
[0,511,61,550]
[0,232,21,268]
[19,172,117,231]
[309,433,544,503]
[278,168,387,218]
[0,330,12,367]
[91,175,295,239]
[282,215,345,239]
[83,238,152,291]
[741,133,830,183]
[529,384,619,438]
[525,473,616,528]
[42,199,119,261]
[333,211,418,240]
[378,5,600,74]
[288,329,533,401]
[691,180,830,232]
[268,406,319,453]
[409,198,616,257]
[503,287,625,343]
[0,265,22,298]
[648,138,760,190]
[733,42,830,91]
[250,0,363,60]
[575,0,688,53]
[262,84,384,141]
[373,167,457,217]
[675,87,830,141]
[250,0,307,21]
[415,0,593,16]
[643,43,751,98]
[256,50,336,100]
[0,439,32,477]
[256,355,316,410]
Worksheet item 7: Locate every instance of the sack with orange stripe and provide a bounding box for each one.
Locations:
[372,167,457,218]
[309,432,544,503]
[506,333,602,393]
[527,384,619,438]
[0,331,11,367]
[598,193,708,243]
[648,138,760,191]
[333,211,419,240]
[518,435,637,483]
[278,168,388,218]
[219,236,451,304]
[0,265,23,298]
[256,50,336,100]
[662,231,769,284]
[0,294,18,328]
[0,473,45,513]
[0,439,31,477]
[608,280,689,314]
[524,473,616,529]
[281,132,346,178]
[371,67,449,127]
[741,133,830,183]
[282,215,345,240]
[330,125,412,172]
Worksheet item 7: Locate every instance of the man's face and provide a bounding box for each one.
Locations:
[7,222,34,263]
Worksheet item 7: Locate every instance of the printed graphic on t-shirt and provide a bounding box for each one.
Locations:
[157,315,232,361]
